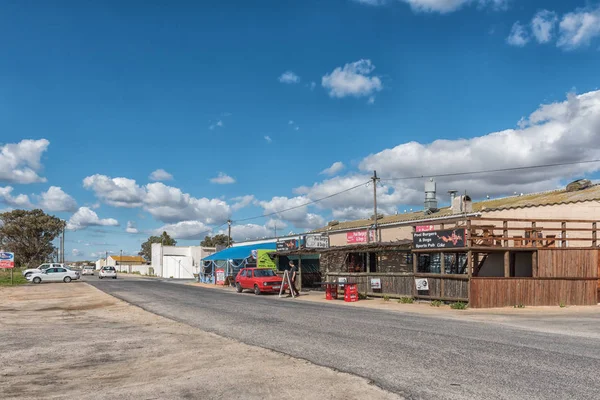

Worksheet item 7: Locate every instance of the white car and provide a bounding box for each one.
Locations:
[22,263,65,278]
[81,266,95,275]
[99,266,117,279]
[27,266,80,284]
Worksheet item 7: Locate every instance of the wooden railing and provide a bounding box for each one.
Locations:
[468,218,599,249]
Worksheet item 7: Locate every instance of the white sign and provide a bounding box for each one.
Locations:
[370,278,381,289]
[305,234,329,249]
[415,278,429,291]
[338,277,347,287]
[0,252,15,269]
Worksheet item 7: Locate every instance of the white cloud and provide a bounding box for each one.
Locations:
[266,218,287,230]
[225,223,272,241]
[507,21,529,47]
[353,0,387,5]
[149,169,173,181]
[264,135,272,143]
[320,161,345,176]
[322,59,382,99]
[557,6,600,50]
[209,120,224,130]
[67,207,119,230]
[531,10,558,44]
[0,139,49,184]
[155,220,211,240]
[0,186,32,208]
[401,0,470,13]
[232,195,255,211]
[288,120,294,125]
[210,172,236,184]
[258,196,325,229]
[38,186,77,212]
[126,221,139,234]
[72,249,84,257]
[278,71,300,84]
[368,96,375,105]
[309,82,316,90]
[143,182,231,224]
[357,89,600,202]
[83,175,145,208]
[83,175,232,224]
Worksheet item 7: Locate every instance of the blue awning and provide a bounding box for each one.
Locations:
[202,243,276,261]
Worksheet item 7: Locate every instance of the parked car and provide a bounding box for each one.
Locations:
[27,266,80,284]
[99,266,117,279]
[235,268,285,295]
[81,266,95,276]
[22,263,66,278]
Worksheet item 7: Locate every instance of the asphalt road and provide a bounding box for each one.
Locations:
[87,276,600,400]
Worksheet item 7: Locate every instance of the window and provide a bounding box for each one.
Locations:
[47,268,57,273]
[57,268,66,273]
[254,269,276,277]
[240,270,247,277]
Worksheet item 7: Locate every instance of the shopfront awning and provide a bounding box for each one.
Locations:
[202,243,276,261]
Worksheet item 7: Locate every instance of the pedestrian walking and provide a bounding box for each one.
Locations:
[288,260,300,297]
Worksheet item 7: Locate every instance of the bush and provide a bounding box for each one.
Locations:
[398,297,414,304]
[450,301,467,310]
[431,300,442,307]
[514,303,525,308]
[358,293,368,300]
[559,301,566,308]
[383,295,390,302]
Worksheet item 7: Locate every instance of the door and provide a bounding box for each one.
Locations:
[44,268,60,281]
[54,267,68,281]
[238,269,248,288]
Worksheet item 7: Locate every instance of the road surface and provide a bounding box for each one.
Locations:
[87,276,600,400]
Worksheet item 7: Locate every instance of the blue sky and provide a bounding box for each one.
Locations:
[2,0,600,260]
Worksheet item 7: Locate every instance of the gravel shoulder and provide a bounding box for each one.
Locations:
[0,282,401,400]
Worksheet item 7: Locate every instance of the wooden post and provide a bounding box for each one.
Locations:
[592,222,597,247]
[298,255,302,293]
[503,220,508,248]
[466,219,472,247]
[532,251,538,277]
[504,251,510,277]
[440,252,445,300]
[412,250,417,298]
[531,221,537,248]
[467,250,473,305]
[561,221,567,247]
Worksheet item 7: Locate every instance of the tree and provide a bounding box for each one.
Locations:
[0,209,66,268]
[138,231,176,261]
[200,234,232,248]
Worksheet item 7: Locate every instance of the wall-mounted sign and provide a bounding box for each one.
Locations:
[305,234,329,249]
[413,228,466,249]
[0,252,14,269]
[277,239,298,251]
[346,230,375,244]
[415,225,435,232]
[257,250,277,270]
[216,269,225,285]
[370,278,381,290]
[250,249,258,259]
[415,278,429,291]
[338,277,347,287]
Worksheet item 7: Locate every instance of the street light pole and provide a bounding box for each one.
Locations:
[227,219,232,247]
[120,249,123,272]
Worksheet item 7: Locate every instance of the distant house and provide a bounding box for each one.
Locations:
[106,255,147,267]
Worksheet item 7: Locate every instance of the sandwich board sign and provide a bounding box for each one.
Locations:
[0,252,15,269]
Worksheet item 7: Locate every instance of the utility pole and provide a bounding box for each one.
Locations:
[372,170,380,242]
[274,222,277,239]
[60,225,65,263]
[227,219,232,247]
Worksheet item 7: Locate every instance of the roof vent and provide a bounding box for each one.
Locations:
[328,220,339,226]
[424,178,438,212]
[566,179,592,192]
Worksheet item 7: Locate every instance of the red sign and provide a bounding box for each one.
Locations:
[215,269,225,285]
[346,230,375,244]
[416,225,435,232]
[0,252,15,269]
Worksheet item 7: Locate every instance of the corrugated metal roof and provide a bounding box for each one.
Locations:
[314,184,600,233]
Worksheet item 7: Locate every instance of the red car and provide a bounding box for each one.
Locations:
[235,268,286,295]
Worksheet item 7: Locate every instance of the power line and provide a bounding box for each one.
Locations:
[232,180,370,223]
[380,159,600,182]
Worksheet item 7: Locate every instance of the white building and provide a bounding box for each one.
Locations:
[95,258,106,270]
[151,244,216,279]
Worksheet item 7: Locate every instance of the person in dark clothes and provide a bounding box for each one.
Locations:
[288,260,300,296]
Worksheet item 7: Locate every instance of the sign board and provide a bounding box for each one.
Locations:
[370,278,381,290]
[305,234,329,249]
[338,277,347,287]
[250,249,258,259]
[412,228,466,250]
[415,278,429,291]
[257,250,277,269]
[416,225,435,232]
[0,252,15,269]
[277,239,298,252]
[346,230,375,244]
[216,269,225,285]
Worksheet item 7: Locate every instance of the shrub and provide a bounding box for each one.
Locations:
[358,293,368,300]
[398,297,414,304]
[451,301,467,310]
[383,295,390,302]
[431,300,442,307]
[514,303,525,308]
[559,301,566,308]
